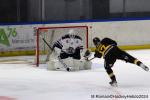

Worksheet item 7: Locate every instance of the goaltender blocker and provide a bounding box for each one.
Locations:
[93,37,149,87]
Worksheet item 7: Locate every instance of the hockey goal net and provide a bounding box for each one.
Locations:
[35,26,88,66]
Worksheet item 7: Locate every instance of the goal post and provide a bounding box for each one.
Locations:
[35,26,89,66]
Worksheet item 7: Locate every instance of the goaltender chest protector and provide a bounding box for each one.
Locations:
[61,34,83,54]
[96,44,113,57]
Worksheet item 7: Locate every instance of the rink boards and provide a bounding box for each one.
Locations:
[0,18,150,56]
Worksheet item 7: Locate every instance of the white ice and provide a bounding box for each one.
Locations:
[0,49,150,100]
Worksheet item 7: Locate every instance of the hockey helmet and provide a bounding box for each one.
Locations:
[93,37,101,46]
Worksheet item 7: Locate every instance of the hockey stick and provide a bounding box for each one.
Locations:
[45,30,55,62]
[85,57,95,61]
[57,56,70,71]
[42,38,70,71]
[83,49,95,61]
[42,38,54,62]
[87,57,95,61]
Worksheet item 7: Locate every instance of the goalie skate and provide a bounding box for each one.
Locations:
[109,80,118,87]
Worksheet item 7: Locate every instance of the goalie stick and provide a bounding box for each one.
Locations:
[58,56,71,71]
[42,38,71,71]
[42,38,53,50]
[45,30,55,62]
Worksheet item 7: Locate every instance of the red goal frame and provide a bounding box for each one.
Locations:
[35,26,89,66]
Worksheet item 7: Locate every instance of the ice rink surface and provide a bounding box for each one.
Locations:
[0,49,150,100]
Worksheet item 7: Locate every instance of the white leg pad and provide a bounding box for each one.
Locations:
[47,56,92,71]
[71,59,92,71]
[83,60,92,70]
[47,59,65,71]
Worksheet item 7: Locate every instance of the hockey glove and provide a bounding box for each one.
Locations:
[84,49,91,58]
[94,50,102,58]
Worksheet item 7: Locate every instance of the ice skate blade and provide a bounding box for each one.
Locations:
[110,83,118,87]
[145,67,149,71]
[109,81,118,87]
[142,66,149,71]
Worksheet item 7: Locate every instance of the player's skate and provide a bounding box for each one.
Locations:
[109,80,118,87]
[142,66,149,71]
[140,64,149,71]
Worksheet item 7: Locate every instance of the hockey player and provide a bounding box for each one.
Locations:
[93,37,149,87]
[47,30,91,71]
[52,34,83,60]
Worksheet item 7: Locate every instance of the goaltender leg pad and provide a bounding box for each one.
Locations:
[47,51,66,71]
[72,59,83,71]
[63,59,92,71]
[47,59,61,70]
[47,57,73,71]
[47,56,92,71]
[47,50,92,71]
[62,58,83,71]
[69,59,92,71]
[83,60,92,70]
[47,59,67,71]
[79,59,92,70]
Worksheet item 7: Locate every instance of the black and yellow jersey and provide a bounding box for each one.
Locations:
[95,38,117,58]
